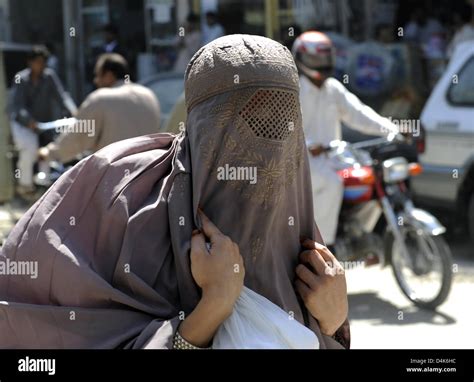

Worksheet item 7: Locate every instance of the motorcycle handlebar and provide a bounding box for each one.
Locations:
[347,134,405,150]
[351,137,392,150]
[318,138,390,153]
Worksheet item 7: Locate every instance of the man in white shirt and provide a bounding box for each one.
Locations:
[292,31,399,249]
[202,11,225,45]
[39,54,161,164]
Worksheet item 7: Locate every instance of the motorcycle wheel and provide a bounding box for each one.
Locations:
[386,228,453,310]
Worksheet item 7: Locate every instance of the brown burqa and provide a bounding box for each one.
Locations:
[0,35,349,349]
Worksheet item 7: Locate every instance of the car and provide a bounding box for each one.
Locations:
[411,41,474,243]
[139,71,184,131]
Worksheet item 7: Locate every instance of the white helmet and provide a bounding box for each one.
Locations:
[292,31,336,81]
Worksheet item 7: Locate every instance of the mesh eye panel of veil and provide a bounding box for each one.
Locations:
[239,89,299,142]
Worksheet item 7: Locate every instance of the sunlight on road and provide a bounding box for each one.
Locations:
[346,246,473,349]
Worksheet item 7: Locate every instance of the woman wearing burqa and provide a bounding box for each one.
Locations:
[0,35,349,349]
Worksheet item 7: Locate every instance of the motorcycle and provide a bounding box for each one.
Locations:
[326,136,453,309]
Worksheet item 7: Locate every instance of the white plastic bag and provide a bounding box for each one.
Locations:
[212,287,319,349]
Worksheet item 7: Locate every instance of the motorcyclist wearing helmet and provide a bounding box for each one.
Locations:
[292,31,399,251]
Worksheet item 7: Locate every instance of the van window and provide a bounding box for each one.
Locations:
[448,56,474,106]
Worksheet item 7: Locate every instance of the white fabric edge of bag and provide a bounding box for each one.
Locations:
[212,287,320,349]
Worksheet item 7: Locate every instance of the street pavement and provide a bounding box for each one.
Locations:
[0,198,29,246]
[347,239,473,349]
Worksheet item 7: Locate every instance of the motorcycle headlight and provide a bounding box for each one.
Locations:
[383,157,409,183]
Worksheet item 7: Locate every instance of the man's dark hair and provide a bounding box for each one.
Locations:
[27,46,50,61]
[206,11,217,19]
[103,23,119,36]
[95,53,129,79]
[459,4,473,24]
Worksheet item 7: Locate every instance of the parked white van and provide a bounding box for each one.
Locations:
[412,41,474,242]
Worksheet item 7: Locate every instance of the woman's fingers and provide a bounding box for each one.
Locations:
[295,279,311,301]
[189,211,245,315]
[314,242,336,262]
[295,264,318,289]
[296,239,348,337]
[198,209,224,244]
[301,237,317,250]
[300,238,340,271]
[301,238,333,257]
[299,249,330,276]
[190,229,208,260]
[311,243,342,273]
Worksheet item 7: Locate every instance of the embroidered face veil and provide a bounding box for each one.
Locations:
[184,34,319,313]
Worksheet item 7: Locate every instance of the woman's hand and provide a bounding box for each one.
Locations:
[295,239,348,337]
[191,209,245,313]
[178,209,245,347]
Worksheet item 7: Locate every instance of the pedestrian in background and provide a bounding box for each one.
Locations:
[202,11,225,45]
[101,24,124,55]
[448,3,474,57]
[39,53,161,164]
[293,31,399,251]
[174,13,202,73]
[9,46,75,200]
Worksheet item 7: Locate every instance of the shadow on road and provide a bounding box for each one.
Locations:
[349,292,456,326]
